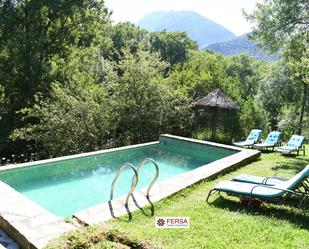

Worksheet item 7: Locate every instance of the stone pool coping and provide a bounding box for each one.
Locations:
[0,134,260,248]
[0,181,75,249]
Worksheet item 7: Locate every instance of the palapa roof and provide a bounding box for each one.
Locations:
[193,89,239,110]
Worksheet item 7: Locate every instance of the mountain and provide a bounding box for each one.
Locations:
[206,34,278,61]
[138,11,236,48]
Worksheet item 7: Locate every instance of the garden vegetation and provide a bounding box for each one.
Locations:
[0,0,308,159]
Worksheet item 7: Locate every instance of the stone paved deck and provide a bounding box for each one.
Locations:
[0,182,76,249]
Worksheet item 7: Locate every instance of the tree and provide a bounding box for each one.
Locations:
[11,83,115,158]
[223,54,269,136]
[160,84,193,137]
[245,0,308,53]
[0,0,111,154]
[0,0,110,107]
[0,84,8,154]
[245,0,309,134]
[168,51,227,100]
[224,53,263,102]
[110,51,168,144]
[110,50,193,145]
[150,31,198,68]
[108,22,149,62]
[10,47,118,158]
[257,63,298,130]
[238,97,268,137]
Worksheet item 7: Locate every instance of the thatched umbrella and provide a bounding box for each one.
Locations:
[193,89,239,140]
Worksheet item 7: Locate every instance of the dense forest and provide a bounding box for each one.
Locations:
[0,0,308,161]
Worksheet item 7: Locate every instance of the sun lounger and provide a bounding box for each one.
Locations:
[275,135,305,156]
[253,131,282,151]
[206,165,309,209]
[233,129,262,148]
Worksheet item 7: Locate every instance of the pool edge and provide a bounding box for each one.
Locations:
[160,134,243,151]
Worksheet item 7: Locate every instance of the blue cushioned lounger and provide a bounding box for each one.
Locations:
[232,174,287,185]
[275,135,305,156]
[233,129,262,148]
[206,165,309,209]
[253,131,282,151]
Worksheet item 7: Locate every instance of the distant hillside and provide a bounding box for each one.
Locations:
[138,11,236,48]
[207,34,278,61]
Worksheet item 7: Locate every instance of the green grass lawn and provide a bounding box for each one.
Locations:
[47,148,309,249]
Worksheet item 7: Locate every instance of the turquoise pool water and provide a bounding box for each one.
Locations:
[0,137,237,217]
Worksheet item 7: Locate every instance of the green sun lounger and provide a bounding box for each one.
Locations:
[253,131,282,151]
[275,135,305,156]
[206,165,309,209]
[232,173,287,185]
[233,129,262,147]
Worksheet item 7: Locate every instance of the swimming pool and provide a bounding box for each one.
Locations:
[0,136,237,217]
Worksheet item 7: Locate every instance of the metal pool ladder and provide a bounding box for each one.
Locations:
[136,158,159,197]
[110,163,138,207]
[110,158,159,206]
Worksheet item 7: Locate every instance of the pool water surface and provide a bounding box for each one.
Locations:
[0,137,237,216]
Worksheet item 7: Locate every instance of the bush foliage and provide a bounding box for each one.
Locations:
[0,0,308,158]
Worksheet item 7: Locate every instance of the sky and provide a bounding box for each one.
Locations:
[105,0,260,36]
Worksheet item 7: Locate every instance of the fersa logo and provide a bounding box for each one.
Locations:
[156,218,165,227]
[155,217,190,229]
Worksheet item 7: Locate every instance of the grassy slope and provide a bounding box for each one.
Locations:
[108,149,309,249]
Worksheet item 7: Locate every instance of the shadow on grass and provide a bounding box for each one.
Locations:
[209,196,309,230]
[257,150,276,154]
[107,195,155,222]
[108,200,133,222]
[271,157,309,173]
[131,194,155,217]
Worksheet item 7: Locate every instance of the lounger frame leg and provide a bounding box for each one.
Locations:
[298,195,308,211]
[206,189,219,203]
[247,197,260,209]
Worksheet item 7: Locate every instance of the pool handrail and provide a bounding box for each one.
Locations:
[110,163,138,206]
[135,158,160,197]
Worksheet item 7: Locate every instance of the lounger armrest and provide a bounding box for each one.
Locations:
[249,184,303,197]
[262,176,288,184]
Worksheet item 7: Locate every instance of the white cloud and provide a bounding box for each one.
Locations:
[105,0,260,36]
